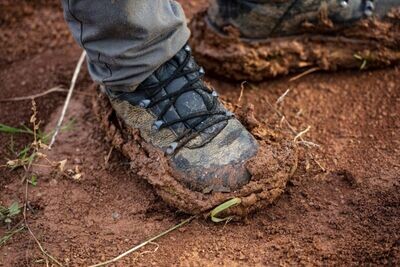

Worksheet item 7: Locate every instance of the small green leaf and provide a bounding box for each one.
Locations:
[29,175,38,186]
[8,202,21,217]
[17,146,31,158]
[210,198,241,223]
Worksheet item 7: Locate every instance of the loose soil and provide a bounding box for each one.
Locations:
[0,1,399,266]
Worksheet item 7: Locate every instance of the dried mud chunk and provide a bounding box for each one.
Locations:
[189,11,400,81]
[92,89,298,217]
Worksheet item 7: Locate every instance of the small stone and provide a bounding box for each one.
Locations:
[112,212,120,220]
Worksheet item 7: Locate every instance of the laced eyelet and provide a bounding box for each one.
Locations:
[127,47,234,154]
[139,99,151,108]
[152,120,164,131]
[166,142,178,155]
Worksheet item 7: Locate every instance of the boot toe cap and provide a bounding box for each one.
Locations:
[171,119,258,192]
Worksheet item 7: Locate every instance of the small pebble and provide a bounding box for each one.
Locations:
[112,212,120,220]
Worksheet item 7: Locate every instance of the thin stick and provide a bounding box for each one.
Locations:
[293,125,311,142]
[130,242,159,262]
[104,146,114,168]
[0,87,67,102]
[49,51,86,149]
[264,96,325,172]
[238,81,247,103]
[289,67,320,82]
[297,140,321,148]
[23,103,63,266]
[24,210,63,266]
[264,98,297,136]
[313,158,326,172]
[276,88,291,105]
[89,215,197,267]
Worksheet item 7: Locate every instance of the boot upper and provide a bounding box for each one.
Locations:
[106,45,259,192]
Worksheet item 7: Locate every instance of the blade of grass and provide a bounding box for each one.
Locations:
[17,146,31,158]
[0,124,32,135]
[0,226,25,247]
[42,119,75,144]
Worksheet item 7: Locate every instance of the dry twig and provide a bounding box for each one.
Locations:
[294,125,311,142]
[0,87,67,102]
[23,192,63,266]
[22,100,63,266]
[264,96,325,171]
[104,146,114,168]
[49,51,86,149]
[89,216,196,267]
[276,88,291,105]
[297,140,320,148]
[238,81,247,103]
[289,67,320,82]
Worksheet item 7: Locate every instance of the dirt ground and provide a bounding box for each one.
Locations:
[0,1,399,266]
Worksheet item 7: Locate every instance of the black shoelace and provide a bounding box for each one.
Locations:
[138,45,233,154]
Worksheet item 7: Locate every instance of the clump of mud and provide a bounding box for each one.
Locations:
[189,10,400,81]
[92,88,298,218]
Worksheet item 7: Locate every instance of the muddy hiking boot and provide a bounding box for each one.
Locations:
[103,44,259,193]
[208,0,400,38]
[190,0,400,80]
[94,45,298,215]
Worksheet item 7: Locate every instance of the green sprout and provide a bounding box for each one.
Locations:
[0,202,21,225]
[210,197,242,223]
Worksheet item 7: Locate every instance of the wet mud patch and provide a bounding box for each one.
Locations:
[92,87,298,217]
[189,10,400,81]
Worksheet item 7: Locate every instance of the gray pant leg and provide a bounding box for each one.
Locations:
[61,0,190,91]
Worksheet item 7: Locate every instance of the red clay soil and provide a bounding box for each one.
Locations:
[189,9,400,81]
[0,1,399,266]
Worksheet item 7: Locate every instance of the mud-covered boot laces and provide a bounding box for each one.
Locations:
[137,46,233,155]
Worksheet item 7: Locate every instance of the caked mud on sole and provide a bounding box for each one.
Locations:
[189,9,400,81]
[92,86,298,218]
